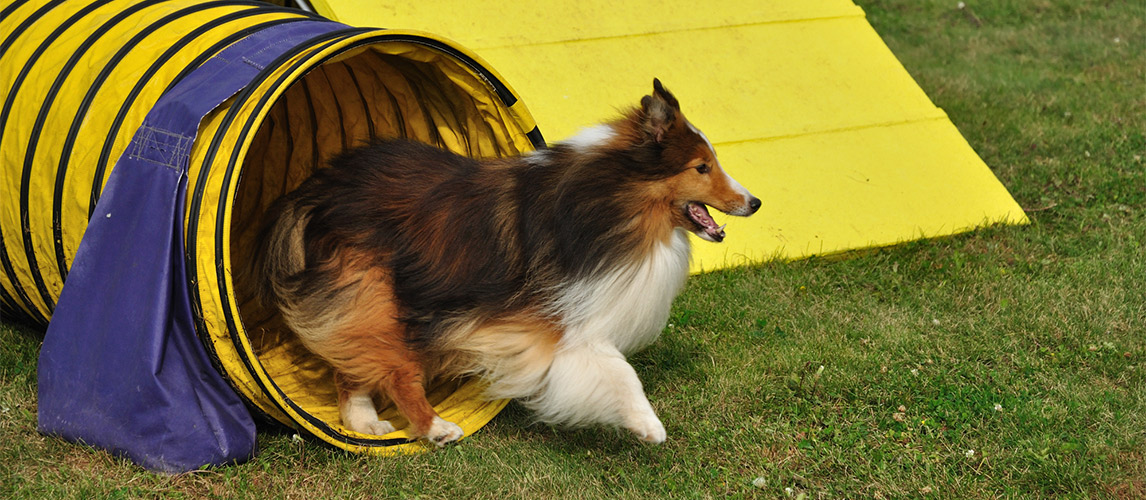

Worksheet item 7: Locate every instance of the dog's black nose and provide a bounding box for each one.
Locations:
[748,197,762,213]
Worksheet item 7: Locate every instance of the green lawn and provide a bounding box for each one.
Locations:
[2,1,1143,498]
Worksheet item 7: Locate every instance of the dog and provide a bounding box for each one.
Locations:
[250,79,760,446]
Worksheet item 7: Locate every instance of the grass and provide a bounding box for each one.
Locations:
[3,0,1144,498]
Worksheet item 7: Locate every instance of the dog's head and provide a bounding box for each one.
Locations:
[638,79,760,242]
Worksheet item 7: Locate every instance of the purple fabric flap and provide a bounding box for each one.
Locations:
[37,19,347,473]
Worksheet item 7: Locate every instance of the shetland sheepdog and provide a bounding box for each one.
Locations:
[250,79,760,446]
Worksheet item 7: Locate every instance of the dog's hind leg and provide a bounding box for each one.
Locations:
[372,350,464,446]
[527,343,666,443]
[331,321,464,445]
[315,262,463,445]
[333,327,463,445]
[336,372,396,436]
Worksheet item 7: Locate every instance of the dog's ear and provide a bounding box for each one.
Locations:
[652,78,680,111]
[641,78,679,143]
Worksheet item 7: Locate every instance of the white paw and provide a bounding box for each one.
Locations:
[425,416,464,446]
[348,418,396,436]
[365,419,396,436]
[625,413,666,444]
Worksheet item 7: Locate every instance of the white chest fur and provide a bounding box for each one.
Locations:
[554,229,691,354]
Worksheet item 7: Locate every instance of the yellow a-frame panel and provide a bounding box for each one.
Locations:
[308,0,1028,270]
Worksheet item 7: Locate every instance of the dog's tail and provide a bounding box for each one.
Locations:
[241,197,310,311]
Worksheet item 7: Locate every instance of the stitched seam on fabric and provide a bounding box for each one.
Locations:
[127,126,193,170]
[240,56,264,70]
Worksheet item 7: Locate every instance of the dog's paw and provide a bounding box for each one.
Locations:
[424,416,464,446]
[348,419,396,436]
[365,420,397,436]
[625,414,667,444]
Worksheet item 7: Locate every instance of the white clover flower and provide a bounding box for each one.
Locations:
[994,403,1003,412]
[965,449,975,458]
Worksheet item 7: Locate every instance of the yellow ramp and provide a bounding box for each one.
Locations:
[308,0,1029,270]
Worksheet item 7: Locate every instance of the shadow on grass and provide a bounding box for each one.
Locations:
[1,319,45,341]
[481,400,665,457]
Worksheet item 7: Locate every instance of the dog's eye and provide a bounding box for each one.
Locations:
[695,164,711,174]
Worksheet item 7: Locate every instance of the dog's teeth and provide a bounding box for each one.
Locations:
[717,224,727,232]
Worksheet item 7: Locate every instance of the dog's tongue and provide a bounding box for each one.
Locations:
[688,202,726,241]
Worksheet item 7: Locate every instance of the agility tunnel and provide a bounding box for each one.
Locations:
[1,0,542,471]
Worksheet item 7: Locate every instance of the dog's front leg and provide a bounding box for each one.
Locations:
[529,342,666,443]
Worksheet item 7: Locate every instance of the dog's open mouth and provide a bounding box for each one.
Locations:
[685,202,726,242]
